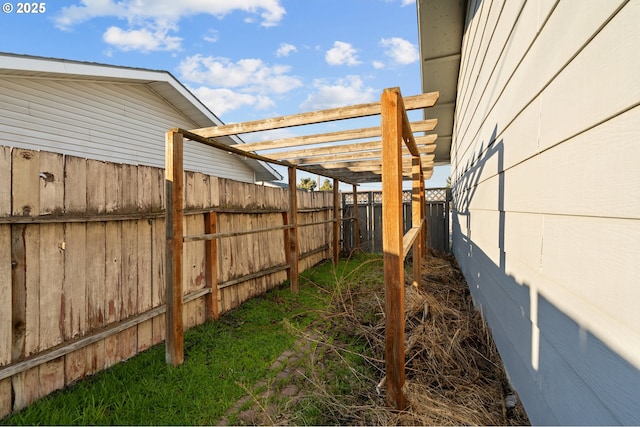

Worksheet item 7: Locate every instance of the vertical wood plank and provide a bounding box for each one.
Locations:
[85,340,105,376]
[0,146,11,216]
[381,87,406,410]
[12,217,40,410]
[104,162,121,214]
[0,149,11,394]
[165,130,184,366]
[121,164,138,213]
[12,149,39,216]
[121,220,138,319]
[0,378,11,419]
[120,164,138,323]
[86,221,106,330]
[137,219,153,350]
[0,224,11,367]
[85,159,106,380]
[209,176,219,208]
[86,160,106,215]
[24,225,40,357]
[38,223,64,349]
[205,212,219,320]
[64,348,86,386]
[104,333,119,370]
[11,225,27,363]
[12,367,39,412]
[64,156,87,342]
[151,166,164,213]
[105,221,122,325]
[151,216,166,346]
[118,327,137,362]
[63,156,87,215]
[38,151,64,215]
[38,357,64,400]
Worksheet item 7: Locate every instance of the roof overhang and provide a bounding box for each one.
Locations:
[0,52,282,182]
[416,0,467,165]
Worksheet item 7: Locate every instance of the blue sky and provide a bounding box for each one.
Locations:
[0,0,449,188]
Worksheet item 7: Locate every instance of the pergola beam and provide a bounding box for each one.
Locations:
[303,156,435,170]
[288,149,434,166]
[174,128,359,186]
[229,119,437,153]
[269,134,437,161]
[190,92,439,138]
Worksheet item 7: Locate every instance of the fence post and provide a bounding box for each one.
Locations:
[381,88,406,410]
[165,130,184,366]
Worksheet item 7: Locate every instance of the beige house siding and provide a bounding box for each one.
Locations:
[451,0,640,424]
[0,76,256,183]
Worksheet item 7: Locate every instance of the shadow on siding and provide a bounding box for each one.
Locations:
[451,125,640,425]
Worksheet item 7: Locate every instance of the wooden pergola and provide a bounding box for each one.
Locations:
[165,87,439,410]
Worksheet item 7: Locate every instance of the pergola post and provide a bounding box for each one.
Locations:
[332,178,340,266]
[381,88,406,410]
[287,166,299,293]
[412,156,423,287]
[165,130,184,366]
[352,184,360,253]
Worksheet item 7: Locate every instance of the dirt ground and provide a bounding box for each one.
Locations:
[218,251,530,426]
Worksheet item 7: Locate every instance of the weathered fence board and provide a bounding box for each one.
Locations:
[342,188,450,254]
[0,145,334,418]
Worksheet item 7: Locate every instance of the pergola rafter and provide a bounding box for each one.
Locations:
[267,134,437,161]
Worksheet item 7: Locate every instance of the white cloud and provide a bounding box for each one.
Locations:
[383,0,415,6]
[372,60,385,69]
[54,0,286,51]
[380,37,419,65]
[203,29,218,43]
[103,25,181,52]
[179,54,302,94]
[190,86,274,116]
[325,41,361,66]
[299,76,376,111]
[56,0,285,29]
[180,54,302,116]
[276,43,297,57]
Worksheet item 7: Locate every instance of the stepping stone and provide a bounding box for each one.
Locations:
[280,384,299,397]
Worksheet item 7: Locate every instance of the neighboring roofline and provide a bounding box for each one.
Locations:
[0,52,282,182]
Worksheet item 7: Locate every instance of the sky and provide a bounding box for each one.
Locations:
[0,0,450,189]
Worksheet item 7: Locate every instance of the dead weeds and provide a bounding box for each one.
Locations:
[295,250,530,426]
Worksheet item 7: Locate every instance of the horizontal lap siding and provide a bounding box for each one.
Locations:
[453,0,640,424]
[0,77,255,183]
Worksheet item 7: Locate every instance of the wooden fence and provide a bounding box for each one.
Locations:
[342,188,451,253]
[0,145,334,418]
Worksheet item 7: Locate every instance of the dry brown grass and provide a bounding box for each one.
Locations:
[297,250,530,426]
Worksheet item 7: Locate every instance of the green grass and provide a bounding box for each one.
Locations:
[2,254,382,426]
